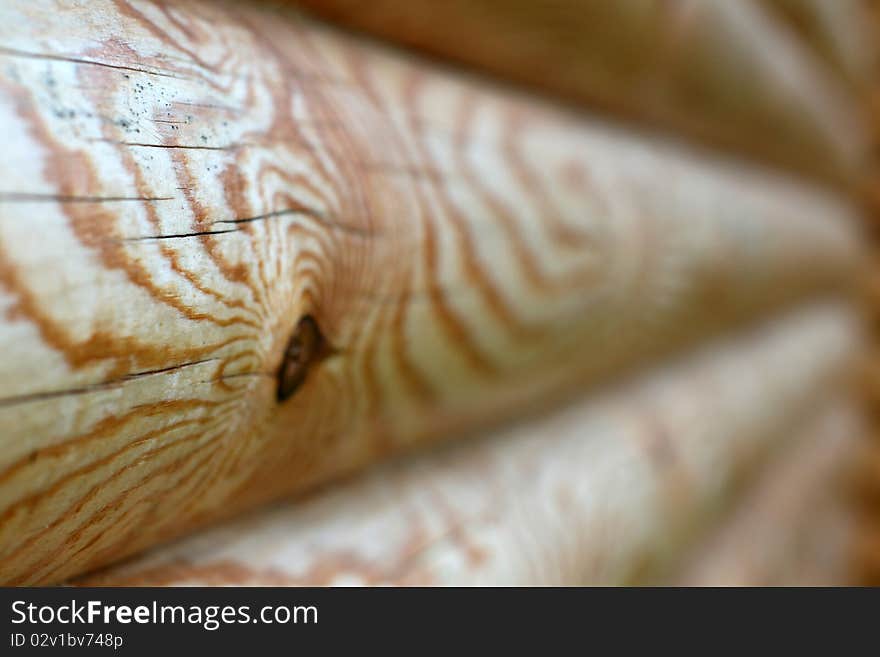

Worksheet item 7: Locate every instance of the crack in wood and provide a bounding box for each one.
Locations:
[0,358,219,408]
[91,139,239,151]
[120,229,240,241]
[0,193,174,203]
[212,207,377,238]
[0,46,191,79]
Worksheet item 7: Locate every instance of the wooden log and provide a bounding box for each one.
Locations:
[759,0,878,94]
[75,303,862,586]
[670,399,860,586]
[292,0,872,188]
[854,390,880,584]
[0,0,864,584]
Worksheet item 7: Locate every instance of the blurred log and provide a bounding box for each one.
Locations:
[0,0,864,584]
[854,397,880,584]
[75,304,861,586]
[855,0,880,589]
[670,399,860,586]
[759,0,878,93]
[292,0,872,189]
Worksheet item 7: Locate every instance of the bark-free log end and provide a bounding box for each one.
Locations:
[277,316,325,402]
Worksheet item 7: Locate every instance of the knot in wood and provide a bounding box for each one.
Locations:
[277,315,324,402]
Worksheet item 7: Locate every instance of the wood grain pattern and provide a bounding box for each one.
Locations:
[297,0,880,584]
[293,0,872,188]
[75,304,862,586]
[0,0,865,584]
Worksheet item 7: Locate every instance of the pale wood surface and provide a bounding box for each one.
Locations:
[0,0,866,584]
[75,304,862,586]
